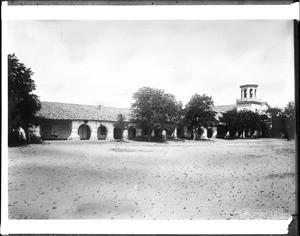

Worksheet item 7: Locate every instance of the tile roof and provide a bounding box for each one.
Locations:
[213,104,237,119]
[37,101,131,122]
[38,101,237,122]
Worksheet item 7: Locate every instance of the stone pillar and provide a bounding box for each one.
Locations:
[184,127,188,137]
[136,129,142,137]
[162,130,166,140]
[123,129,128,140]
[68,131,80,140]
[173,127,177,139]
[106,127,114,140]
[90,129,98,140]
[68,121,80,140]
[212,127,217,138]
[201,127,208,139]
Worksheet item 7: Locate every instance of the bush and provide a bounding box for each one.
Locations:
[29,134,43,144]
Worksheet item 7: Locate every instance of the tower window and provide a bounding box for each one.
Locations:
[244,89,247,98]
[250,89,253,98]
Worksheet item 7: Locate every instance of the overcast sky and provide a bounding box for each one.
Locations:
[8,20,294,109]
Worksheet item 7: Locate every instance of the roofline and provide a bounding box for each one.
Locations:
[38,118,131,123]
[240,84,258,88]
[236,100,264,105]
[40,101,130,110]
[41,101,97,107]
[262,102,272,108]
[213,104,237,108]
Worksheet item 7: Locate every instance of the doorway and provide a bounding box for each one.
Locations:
[78,124,91,140]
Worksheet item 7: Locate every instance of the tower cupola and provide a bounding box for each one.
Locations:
[240,84,258,100]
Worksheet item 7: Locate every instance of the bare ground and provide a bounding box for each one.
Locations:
[8,138,295,220]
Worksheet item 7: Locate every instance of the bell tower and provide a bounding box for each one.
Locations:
[236,84,270,112]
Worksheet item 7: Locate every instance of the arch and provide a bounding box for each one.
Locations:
[97,125,108,140]
[128,126,136,140]
[142,127,150,137]
[216,125,227,138]
[78,124,91,140]
[154,129,161,138]
[113,127,123,140]
[246,129,252,137]
[197,127,205,137]
[176,127,184,138]
[166,130,173,139]
[187,126,193,139]
[207,128,213,138]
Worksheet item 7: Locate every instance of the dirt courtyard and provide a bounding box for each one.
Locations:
[8,138,295,220]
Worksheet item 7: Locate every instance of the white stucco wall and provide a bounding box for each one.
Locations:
[237,103,266,113]
[68,120,138,140]
[69,120,115,140]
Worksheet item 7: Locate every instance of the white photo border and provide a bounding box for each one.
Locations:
[1,2,298,234]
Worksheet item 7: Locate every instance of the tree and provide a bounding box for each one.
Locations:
[240,110,261,136]
[114,113,127,140]
[266,107,284,138]
[266,102,295,140]
[131,87,181,141]
[184,94,217,140]
[219,108,271,139]
[8,54,41,143]
[259,113,271,137]
[283,101,295,140]
[219,108,241,137]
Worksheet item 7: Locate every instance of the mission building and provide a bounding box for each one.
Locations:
[32,84,270,141]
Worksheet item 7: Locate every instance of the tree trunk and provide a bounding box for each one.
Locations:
[27,128,31,142]
[121,128,124,141]
[148,129,151,142]
[25,126,30,142]
[193,127,197,141]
